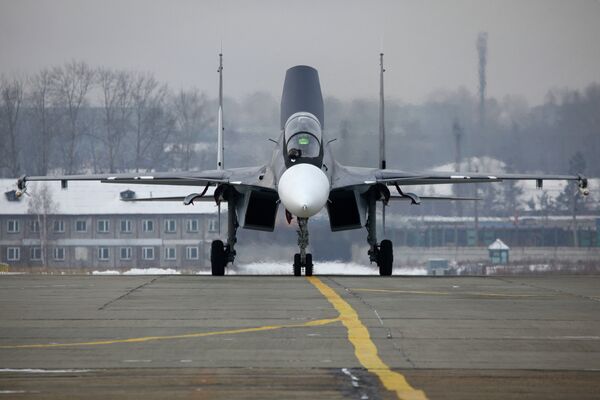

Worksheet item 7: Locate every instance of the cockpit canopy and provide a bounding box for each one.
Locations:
[284,112,322,159]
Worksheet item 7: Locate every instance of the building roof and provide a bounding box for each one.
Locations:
[488,238,510,251]
[0,179,220,215]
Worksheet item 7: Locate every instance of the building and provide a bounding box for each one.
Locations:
[488,238,510,264]
[0,179,221,270]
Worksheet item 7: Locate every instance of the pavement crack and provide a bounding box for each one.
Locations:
[325,277,416,368]
[98,277,161,310]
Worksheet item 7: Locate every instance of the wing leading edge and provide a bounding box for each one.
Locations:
[331,164,589,199]
[15,166,271,204]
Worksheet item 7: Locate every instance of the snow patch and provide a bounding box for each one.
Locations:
[92,268,180,275]
[230,261,427,276]
[92,270,120,275]
[0,369,91,373]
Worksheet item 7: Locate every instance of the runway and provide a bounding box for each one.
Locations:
[0,274,599,399]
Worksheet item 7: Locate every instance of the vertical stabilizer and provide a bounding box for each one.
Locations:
[217,53,224,170]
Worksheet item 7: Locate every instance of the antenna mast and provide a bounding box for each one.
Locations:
[379,53,386,170]
[217,53,224,170]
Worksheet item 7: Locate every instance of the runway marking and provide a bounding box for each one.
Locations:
[308,277,427,400]
[0,317,339,349]
[351,288,549,298]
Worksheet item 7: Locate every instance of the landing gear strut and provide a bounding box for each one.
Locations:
[293,217,313,276]
[211,189,238,276]
[366,190,393,276]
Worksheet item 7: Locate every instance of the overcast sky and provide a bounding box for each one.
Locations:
[1,0,599,105]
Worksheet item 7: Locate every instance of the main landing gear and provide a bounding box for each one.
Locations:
[366,190,394,276]
[293,217,313,276]
[210,190,238,276]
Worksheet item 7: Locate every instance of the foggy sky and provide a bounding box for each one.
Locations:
[1,0,599,105]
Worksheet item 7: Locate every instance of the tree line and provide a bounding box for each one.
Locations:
[0,61,214,177]
[1,61,597,216]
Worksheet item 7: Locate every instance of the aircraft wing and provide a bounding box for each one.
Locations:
[375,169,586,187]
[17,166,266,189]
[331,165,589,195]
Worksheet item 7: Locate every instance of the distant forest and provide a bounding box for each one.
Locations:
[1,61,598,216]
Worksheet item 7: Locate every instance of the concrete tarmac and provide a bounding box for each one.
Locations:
[0,274,599,399]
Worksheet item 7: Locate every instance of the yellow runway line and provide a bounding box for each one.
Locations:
[0,317,340,349]
[352,288,548,298]
[308,277,427,400]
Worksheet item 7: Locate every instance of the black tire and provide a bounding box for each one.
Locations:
[293,253,302,276]
[378,240,393,276]
[211,240,226,276]
[305,253,313,276]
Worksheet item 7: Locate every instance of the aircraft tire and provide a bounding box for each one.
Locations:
[305,254,313,276]
[211,240,226,276]
[293,253,302,276]
[378,240,393,276]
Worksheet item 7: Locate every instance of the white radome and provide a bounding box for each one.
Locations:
[278,163,330,218]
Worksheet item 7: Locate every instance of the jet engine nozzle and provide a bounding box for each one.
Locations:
[278,164,329,218]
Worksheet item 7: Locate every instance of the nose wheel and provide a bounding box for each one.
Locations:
[293,253,313,276]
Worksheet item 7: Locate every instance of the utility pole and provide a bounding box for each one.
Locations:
[474,32,487,246]
[476,32,488,155]
[453,119,463,218]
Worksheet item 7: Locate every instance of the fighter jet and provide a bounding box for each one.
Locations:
[15,54,589,276]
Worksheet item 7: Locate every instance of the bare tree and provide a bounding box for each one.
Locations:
[50,61,94,174]
[29,69,55,175]
[0,75,24,177]
[172,88,211,170]
[97,68,133,172]
[27,184,58,269]
[130,72,173,172]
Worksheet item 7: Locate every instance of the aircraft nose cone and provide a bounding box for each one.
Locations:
[278,164,329,218]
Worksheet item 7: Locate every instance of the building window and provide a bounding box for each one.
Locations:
[7,220,19,233]
[7,247,20,261]
[75,220,87,232]
[53,247,65,261]
[142,247,155,260]
[187,219,199,233]
[208,219,218,233]
[143,220,154,232]
[164,247,176,260]
[53,219,65,233]
[120,219,132,233]
[31,220,40,233]
[31,247,42,261]
[98,247,110,261]
[186,246,199,260]
[165,219,177,233]
[120,247,132,260]
[97,220,109,233]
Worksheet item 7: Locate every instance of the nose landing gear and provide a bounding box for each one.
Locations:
[293,217,313,276]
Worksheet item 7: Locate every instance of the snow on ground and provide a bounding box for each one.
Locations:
[92,268,180,275]
[90,263,427,275]
[230,261,427,276]
[0,369,91,373]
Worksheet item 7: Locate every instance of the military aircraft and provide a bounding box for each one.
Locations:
[16,54,589,276]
